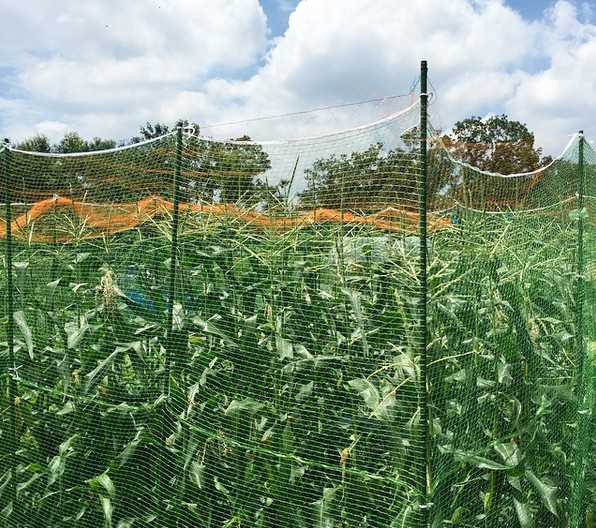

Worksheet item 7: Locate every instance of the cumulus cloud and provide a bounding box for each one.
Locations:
[505,1,596,151]
[160,0,539,139]
[0,0,594,156]
[0,0,267,140]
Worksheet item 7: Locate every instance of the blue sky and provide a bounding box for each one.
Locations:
[261,0,300,36]
[0,0,595,153]
[508,0,560,18]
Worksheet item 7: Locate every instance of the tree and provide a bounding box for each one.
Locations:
[183,134,273,206]
[54,132,116,153]
[298,143,417,211]
[87,137,117,151]
[130,120,199,143]
[16,134,51,153]
[14,132,116,154]
[128,121,274,206]
[7,122,275,207]
[436,115,555,208]
[442,114,552,174]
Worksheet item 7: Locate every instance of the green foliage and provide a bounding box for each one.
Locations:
[443,114,552,174]
[16,132,116,154]
[298,142,417,210]
[0,122,592,528]
[0,204,589,527]
[182,134,273,205]
[131,120,199,143]
[54,132,110,153]
[16,134,51,153]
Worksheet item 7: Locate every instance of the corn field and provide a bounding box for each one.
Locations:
[0,81,594,528]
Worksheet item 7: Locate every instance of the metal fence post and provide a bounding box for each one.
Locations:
[418,59,430,525]
[570,130,589,528]
[2,143,18,511]
[164,123,183,393]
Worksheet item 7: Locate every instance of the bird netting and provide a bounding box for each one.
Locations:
[427,129,594,527]
[0,88,593,528]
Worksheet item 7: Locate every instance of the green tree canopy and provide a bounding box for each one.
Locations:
[183,134,273,206]
[14,131,116,154]
[9,122,274,207]
[442,114,552,174]
[298,143,417,211]
[130,120,199,143]
[16,134,51,153]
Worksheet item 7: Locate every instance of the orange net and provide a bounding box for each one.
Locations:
[0,195,451,243]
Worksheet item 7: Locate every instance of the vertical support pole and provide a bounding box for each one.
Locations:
[164,124,183,393]
[418,60,430,525]
[570,131,588,528]
[2,143,18,510]
[157,125,183,513]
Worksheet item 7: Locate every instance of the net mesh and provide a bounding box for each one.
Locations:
[0,98,593,528]
[427,129,594,527]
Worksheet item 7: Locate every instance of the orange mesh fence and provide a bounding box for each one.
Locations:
[0,195,451,243]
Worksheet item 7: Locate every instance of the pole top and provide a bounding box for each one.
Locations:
[578,130,584,135]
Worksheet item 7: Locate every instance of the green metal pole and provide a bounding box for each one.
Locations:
[418,59,430,525]
[2,142,18,511]
[570,131,589,528]
[164,124,183,393]
[157,125,183,515]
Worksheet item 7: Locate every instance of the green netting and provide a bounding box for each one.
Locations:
[427,132,594,527]
[0,95,593,528]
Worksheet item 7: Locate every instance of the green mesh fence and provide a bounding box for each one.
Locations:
[0,87,593,527]
[427,132,594,527]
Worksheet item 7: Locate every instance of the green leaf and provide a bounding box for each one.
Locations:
[172,302,185,331]
[312,486,338,528]
[569,207,589,222]
[100,496,113,528]
[189,461,205,489]
[74,252,90,264]
[117,430,143,468]
[224,398,264,416]
[46,278,61,290]
[513,498,535,528]
[47,435,78,487]
[14,311,33,360]
[13,261,29,271]
[192,316,237,347]
[494,442,520,468]
[453,450,510,471]
[214,476,229,495]
[65,320,89,349]
[276,336,293,361]
[348,378,395,419]
[58,434,78,455]
[85,350,119,394]
[348,378,379,411]
[525,470,558,516]
[295,381,314,401]
[17,473,42,494]
[445,368,466,383]
[87,472,115,497]
[56,401,75,416]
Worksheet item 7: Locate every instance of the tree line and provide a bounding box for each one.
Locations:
[6,115,553,210]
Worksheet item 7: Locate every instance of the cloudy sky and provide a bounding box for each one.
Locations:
[0,0,595,154]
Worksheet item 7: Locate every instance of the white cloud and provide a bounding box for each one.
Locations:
[0,0,595,158]
[163,0,538,139]
[506,1,596,151]
[33,121,71,139]
[0,0,267,139]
